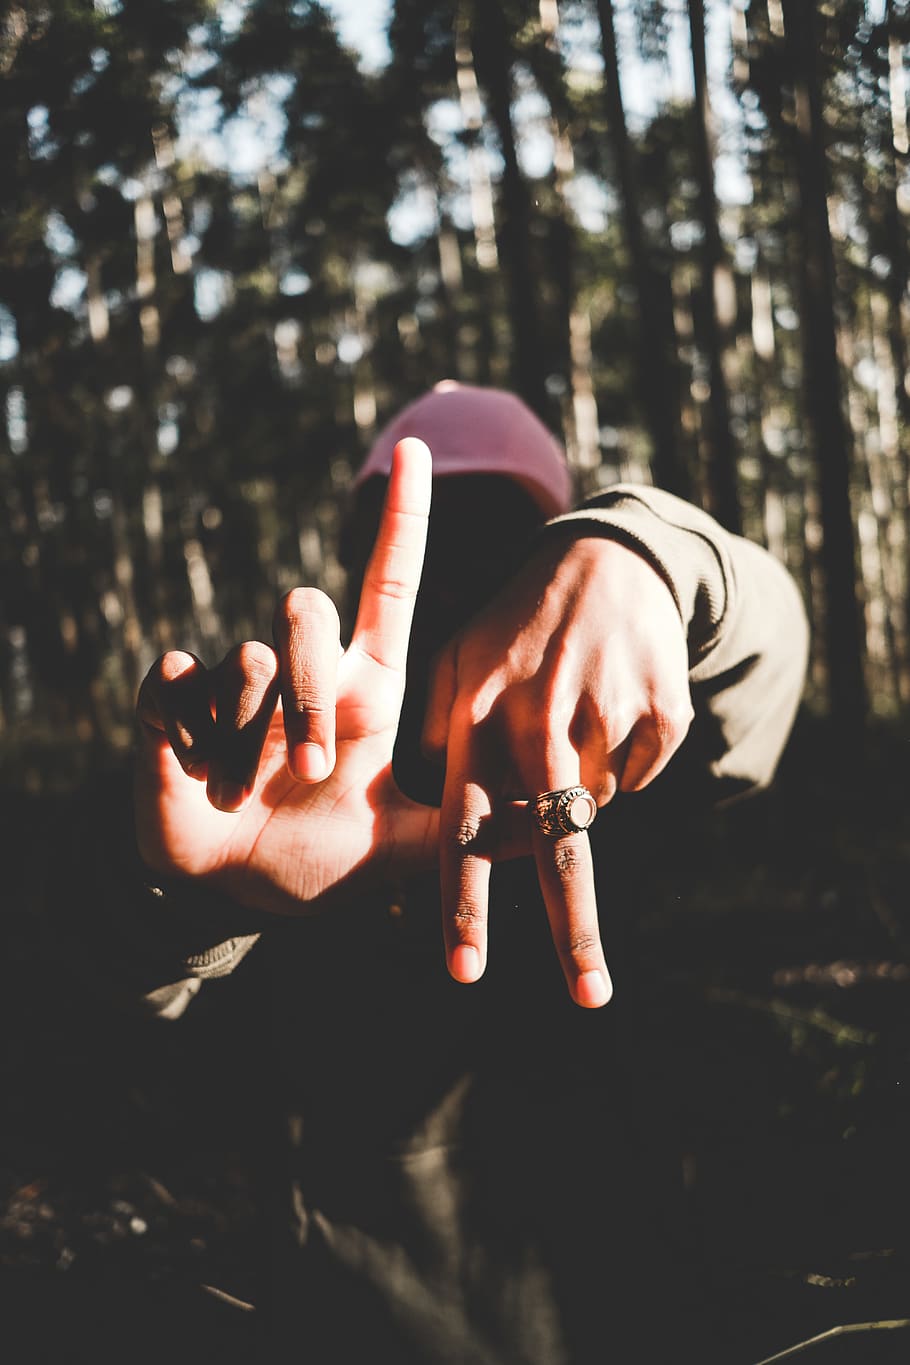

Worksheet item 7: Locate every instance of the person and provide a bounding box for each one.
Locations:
[51,381,808,1362]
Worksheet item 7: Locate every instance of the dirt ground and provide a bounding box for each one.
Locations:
[1,714,908,1363]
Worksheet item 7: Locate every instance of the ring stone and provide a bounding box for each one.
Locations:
[533,785,598,837]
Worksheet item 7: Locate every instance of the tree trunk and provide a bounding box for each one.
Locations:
[687,0,741,532]
[471,1,550,421]
[595,0,691,499]
[882,25,910,435]
[781,0,867,731]
[530,4,600,478]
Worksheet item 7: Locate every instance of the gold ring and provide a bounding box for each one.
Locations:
[533,785,598,837]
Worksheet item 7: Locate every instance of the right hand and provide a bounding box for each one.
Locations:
[134,439,442,917]
[423,531,694,1006]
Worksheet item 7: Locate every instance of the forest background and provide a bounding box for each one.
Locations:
[3,0,910,761]
[1,2,910,1362]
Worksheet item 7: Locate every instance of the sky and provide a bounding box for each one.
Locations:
[178,0,394,178]
[323,0,393,73]
[322,0,755,215]
[195,0,758,206]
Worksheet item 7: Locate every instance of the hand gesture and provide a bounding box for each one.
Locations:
[423,532,694,1007]
[134,439,439,916]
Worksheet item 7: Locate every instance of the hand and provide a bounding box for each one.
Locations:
[134,439,440,916]
[423,532,694,1007]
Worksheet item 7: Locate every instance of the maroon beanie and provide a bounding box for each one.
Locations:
[352,380,573,518]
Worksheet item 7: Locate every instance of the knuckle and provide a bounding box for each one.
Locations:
[372,572,414,602]
[675,696,696,732]
[558,928,602,962]
[652,696,694,748]
[288,683,329,717]
[450,816,483,849]
[276,586,339,632]
[157,649,198,685]
[452,904,484,934]
[603,704,633,746]
[139,653,203,732]
[231,639,278,689]
[552,841,581,880]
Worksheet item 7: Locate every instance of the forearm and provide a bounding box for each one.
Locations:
[47,764,264,1019]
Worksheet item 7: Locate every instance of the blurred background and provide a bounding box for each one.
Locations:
[1,0,908,783]
[1,3,910,1360]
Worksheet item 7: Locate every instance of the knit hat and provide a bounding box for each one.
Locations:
[351,380,573,518]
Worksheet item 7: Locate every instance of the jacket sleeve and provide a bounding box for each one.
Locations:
[546,484,810,799]
[46,763,265,1020]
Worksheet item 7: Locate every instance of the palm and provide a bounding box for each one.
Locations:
[134,441,439,916]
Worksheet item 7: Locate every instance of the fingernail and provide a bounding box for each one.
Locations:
[576,970,612,1008]
[208,779,247,812]
[293,742,328,782]
[450,945,482,984]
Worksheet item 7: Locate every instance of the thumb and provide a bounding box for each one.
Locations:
[380,794,440,879]
[380,791,532,880]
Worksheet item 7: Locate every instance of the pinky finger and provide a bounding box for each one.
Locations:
[618,700,693,792]
[136,651,216,778]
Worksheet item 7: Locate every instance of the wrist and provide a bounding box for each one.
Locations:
[544,490,732,663]
[536,522,684,624]
[97,767,265,985]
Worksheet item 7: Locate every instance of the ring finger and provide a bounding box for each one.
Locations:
[207,641,281,812]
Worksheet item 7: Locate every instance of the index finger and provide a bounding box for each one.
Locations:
[350,437,431,674]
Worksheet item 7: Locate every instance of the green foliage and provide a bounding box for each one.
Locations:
[0,0,908,762]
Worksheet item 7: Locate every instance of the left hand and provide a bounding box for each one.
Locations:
[134,439,442,916]
[422,531,694,1007]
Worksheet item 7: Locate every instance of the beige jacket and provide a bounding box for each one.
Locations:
[51,484,809,1017]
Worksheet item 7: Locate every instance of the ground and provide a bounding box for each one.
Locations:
[1,712,908,1363]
